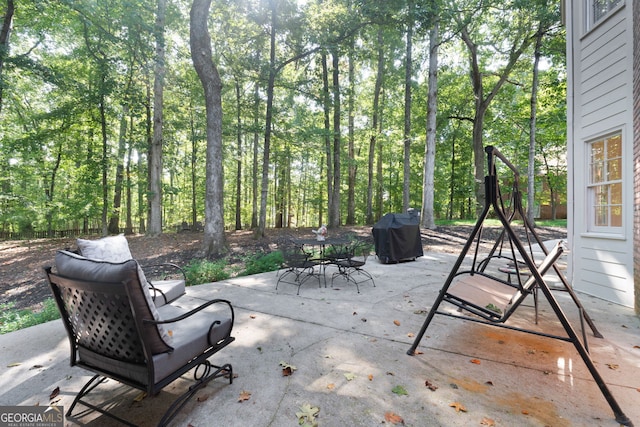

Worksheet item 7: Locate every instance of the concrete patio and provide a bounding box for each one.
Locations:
[0,251,639,426]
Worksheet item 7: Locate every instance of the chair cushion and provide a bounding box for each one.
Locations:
[55,250,174,353]
[148,279,186,307]
[153,302,233,383]
[77,234,133,262]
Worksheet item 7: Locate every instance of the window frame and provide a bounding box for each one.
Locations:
[585,131,623,234]
[584,0,625,32]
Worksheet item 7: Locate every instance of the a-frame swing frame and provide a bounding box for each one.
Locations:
[407,146,632,427]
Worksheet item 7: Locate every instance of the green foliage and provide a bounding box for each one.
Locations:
[183,259,230,286]
[239,251,284,276]
[0,299,61,335]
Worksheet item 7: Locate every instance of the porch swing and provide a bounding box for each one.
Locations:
[407,146,633,427]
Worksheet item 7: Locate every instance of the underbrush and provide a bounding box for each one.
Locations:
[0,299,60,334]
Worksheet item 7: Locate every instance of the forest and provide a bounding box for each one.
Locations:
[0,0,566,254]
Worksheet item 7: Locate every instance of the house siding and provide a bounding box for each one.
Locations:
[568,1,635,308]
[633,0,640,314]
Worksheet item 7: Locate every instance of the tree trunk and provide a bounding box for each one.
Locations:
[421,16,438,229]
[0,0,14,117]
[251,77,260,230]
[527,27,544,225]
[346,36,356,225]
[257,0,277,238]
[321,52,332,227]
[108,104,129,234]
[99,75,109,237]
[235,79,242,230]
[329,49,341,228]
[191,0,226,256]
[367,28,384,225]
[148,0,166,236]
[402,0,414,213]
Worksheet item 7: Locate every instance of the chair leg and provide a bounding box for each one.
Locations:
[66,363,233,427]
[158,362,233,427]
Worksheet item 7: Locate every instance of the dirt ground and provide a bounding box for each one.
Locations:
[0,225,566,312]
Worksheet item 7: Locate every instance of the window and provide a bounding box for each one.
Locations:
[587,132,622,231]
[586,0,624,29]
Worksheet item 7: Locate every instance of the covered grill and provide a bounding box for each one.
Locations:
[372,212,423,264]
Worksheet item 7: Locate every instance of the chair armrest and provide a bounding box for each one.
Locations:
[143,299,235,326]
[141,263,186,281]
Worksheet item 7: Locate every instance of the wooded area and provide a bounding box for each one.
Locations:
[0,0,566,254]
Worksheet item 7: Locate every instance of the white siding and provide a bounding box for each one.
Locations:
[568,1,635,307]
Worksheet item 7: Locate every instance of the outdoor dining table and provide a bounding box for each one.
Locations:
[293,236,352,285]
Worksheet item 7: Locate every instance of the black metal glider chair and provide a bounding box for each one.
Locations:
[45,250,235,427]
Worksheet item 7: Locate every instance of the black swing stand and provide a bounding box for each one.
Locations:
[407,145,633,427]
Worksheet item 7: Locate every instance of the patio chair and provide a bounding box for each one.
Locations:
[331,240,375,293]
[276,241,321,295]
[45,250,235,427]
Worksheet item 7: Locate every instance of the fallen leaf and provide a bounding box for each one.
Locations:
[344,372,357,381]
[425,380,438,391]
[470,359,481,365]
[384,411,404,425]
[167,330,173,337]
[327,383,335,390]
[7,362,20,367]
[49,387,60,400]
[413,349,424,355]
[449,402,467,412]
[368,374,374,381]
[393,320,401,326]
[606,363,619,370]
[133,391,147,402]
[296,403,319,425]
[282,366,294,376]
[391,385,408,396]
[407,333,414,337]
[280,361,297,376]
[197,394,209,402]
[238,390,251,402]
[481,417,496,426]
[521,409,529,415]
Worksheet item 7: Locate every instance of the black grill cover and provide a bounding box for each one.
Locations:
[372,212,423,264]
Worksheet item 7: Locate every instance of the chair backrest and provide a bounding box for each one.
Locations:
[46,268,149,364]
[53,250,173,355]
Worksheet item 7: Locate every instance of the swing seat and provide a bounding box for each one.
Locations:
[446,240,564,322]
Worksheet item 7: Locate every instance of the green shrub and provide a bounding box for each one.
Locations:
[0,299,61,334]
[240,251,284,276]
[183,258,230,286]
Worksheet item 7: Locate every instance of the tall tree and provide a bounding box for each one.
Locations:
[455,1,536,212]
[421,1,438,229]
[191,0,226,256]
[329,48,341,227]
[148,0,166,236]
[402,0,414,213]
[0,0,14,117]
[366,27,384,225]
